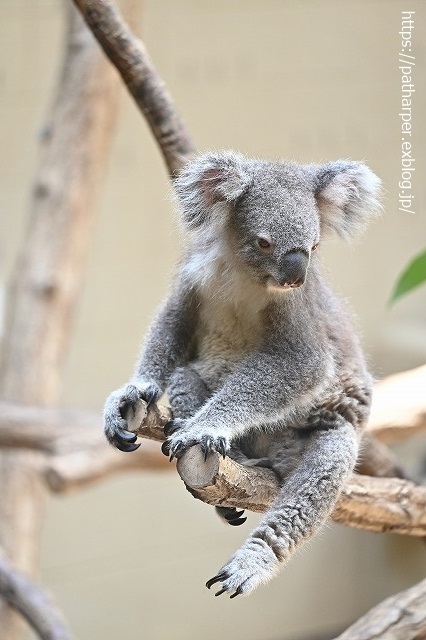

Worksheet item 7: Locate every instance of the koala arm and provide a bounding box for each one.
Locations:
[165,330,329,458]
[132,283,198,392]
[104,279,198,450]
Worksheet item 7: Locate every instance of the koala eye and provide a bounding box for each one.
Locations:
[256,236,273,251]
[312,243,319,252]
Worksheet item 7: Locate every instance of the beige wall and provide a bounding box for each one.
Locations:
[1,1,426,639]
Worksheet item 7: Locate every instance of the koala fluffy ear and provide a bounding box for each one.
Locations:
[310,161,382,240]
[174,151,252,227]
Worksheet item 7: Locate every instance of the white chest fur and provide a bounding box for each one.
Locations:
[192,266,267,390]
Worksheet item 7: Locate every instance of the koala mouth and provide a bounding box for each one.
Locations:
[266,277,303,291]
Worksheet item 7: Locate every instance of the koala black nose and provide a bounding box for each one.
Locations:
[277,250,309,287]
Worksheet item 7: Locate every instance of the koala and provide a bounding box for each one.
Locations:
[104,151,381,598]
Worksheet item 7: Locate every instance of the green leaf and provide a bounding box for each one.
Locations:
[389,248,426,305]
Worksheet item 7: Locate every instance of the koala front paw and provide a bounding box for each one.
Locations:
[161,420,230,461]
[103,381,161,452]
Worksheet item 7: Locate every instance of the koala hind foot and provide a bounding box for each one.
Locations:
[206,539,279,598]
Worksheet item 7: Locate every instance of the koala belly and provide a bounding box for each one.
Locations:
[191,298,262,392]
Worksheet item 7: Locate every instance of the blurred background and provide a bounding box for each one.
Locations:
[1,1,426,638]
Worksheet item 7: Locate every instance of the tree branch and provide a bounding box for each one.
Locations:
[367,365,426,444]
[0,6,123,638]
[176,446,426,536]
[1,363,424,455]
[72,0,196,175]
[0,401,171,493]
[0,552,72,640]
[0,391,425,532]
[333,578,426,640]
[45,439,170,493]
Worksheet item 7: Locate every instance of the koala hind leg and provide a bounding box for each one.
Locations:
[207,419,359,597]
[167,366,211,419]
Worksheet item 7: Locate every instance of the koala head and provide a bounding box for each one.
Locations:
[174,151,381,291]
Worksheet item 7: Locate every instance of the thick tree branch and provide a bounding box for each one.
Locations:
[0,387,425,532]
[0,400,168,455]
[176,446,426,536]
[5,399,421,535]
[333,578,426,640]
[72,0,196,175]
[0,401,171,492]
[0,552,72,640]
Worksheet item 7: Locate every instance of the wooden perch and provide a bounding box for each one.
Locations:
[0,371,425,530]
[176,446,426,536]
[72,0,196,175]
[333,577,426,640]
[0,399,169,454]
[0,552,72,640]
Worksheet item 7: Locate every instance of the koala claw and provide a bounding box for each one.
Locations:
[142,386,158,409]
[115,426,137,443]
[161,440,171,456]
[169,440,187,461]
[216,436,228,459]
[162,420,232,461]
[108,424,139,452]
[206,572,242,599]
[217,507,247,526]
[206,572,227,590]
[163,419,183,437]
[199,434,229,460]
[206,541,279,598]
[115,440,141,453]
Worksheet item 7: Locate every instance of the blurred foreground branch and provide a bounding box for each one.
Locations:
[0,552,72,640]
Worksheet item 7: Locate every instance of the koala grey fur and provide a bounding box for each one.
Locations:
[104,150,382,598]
